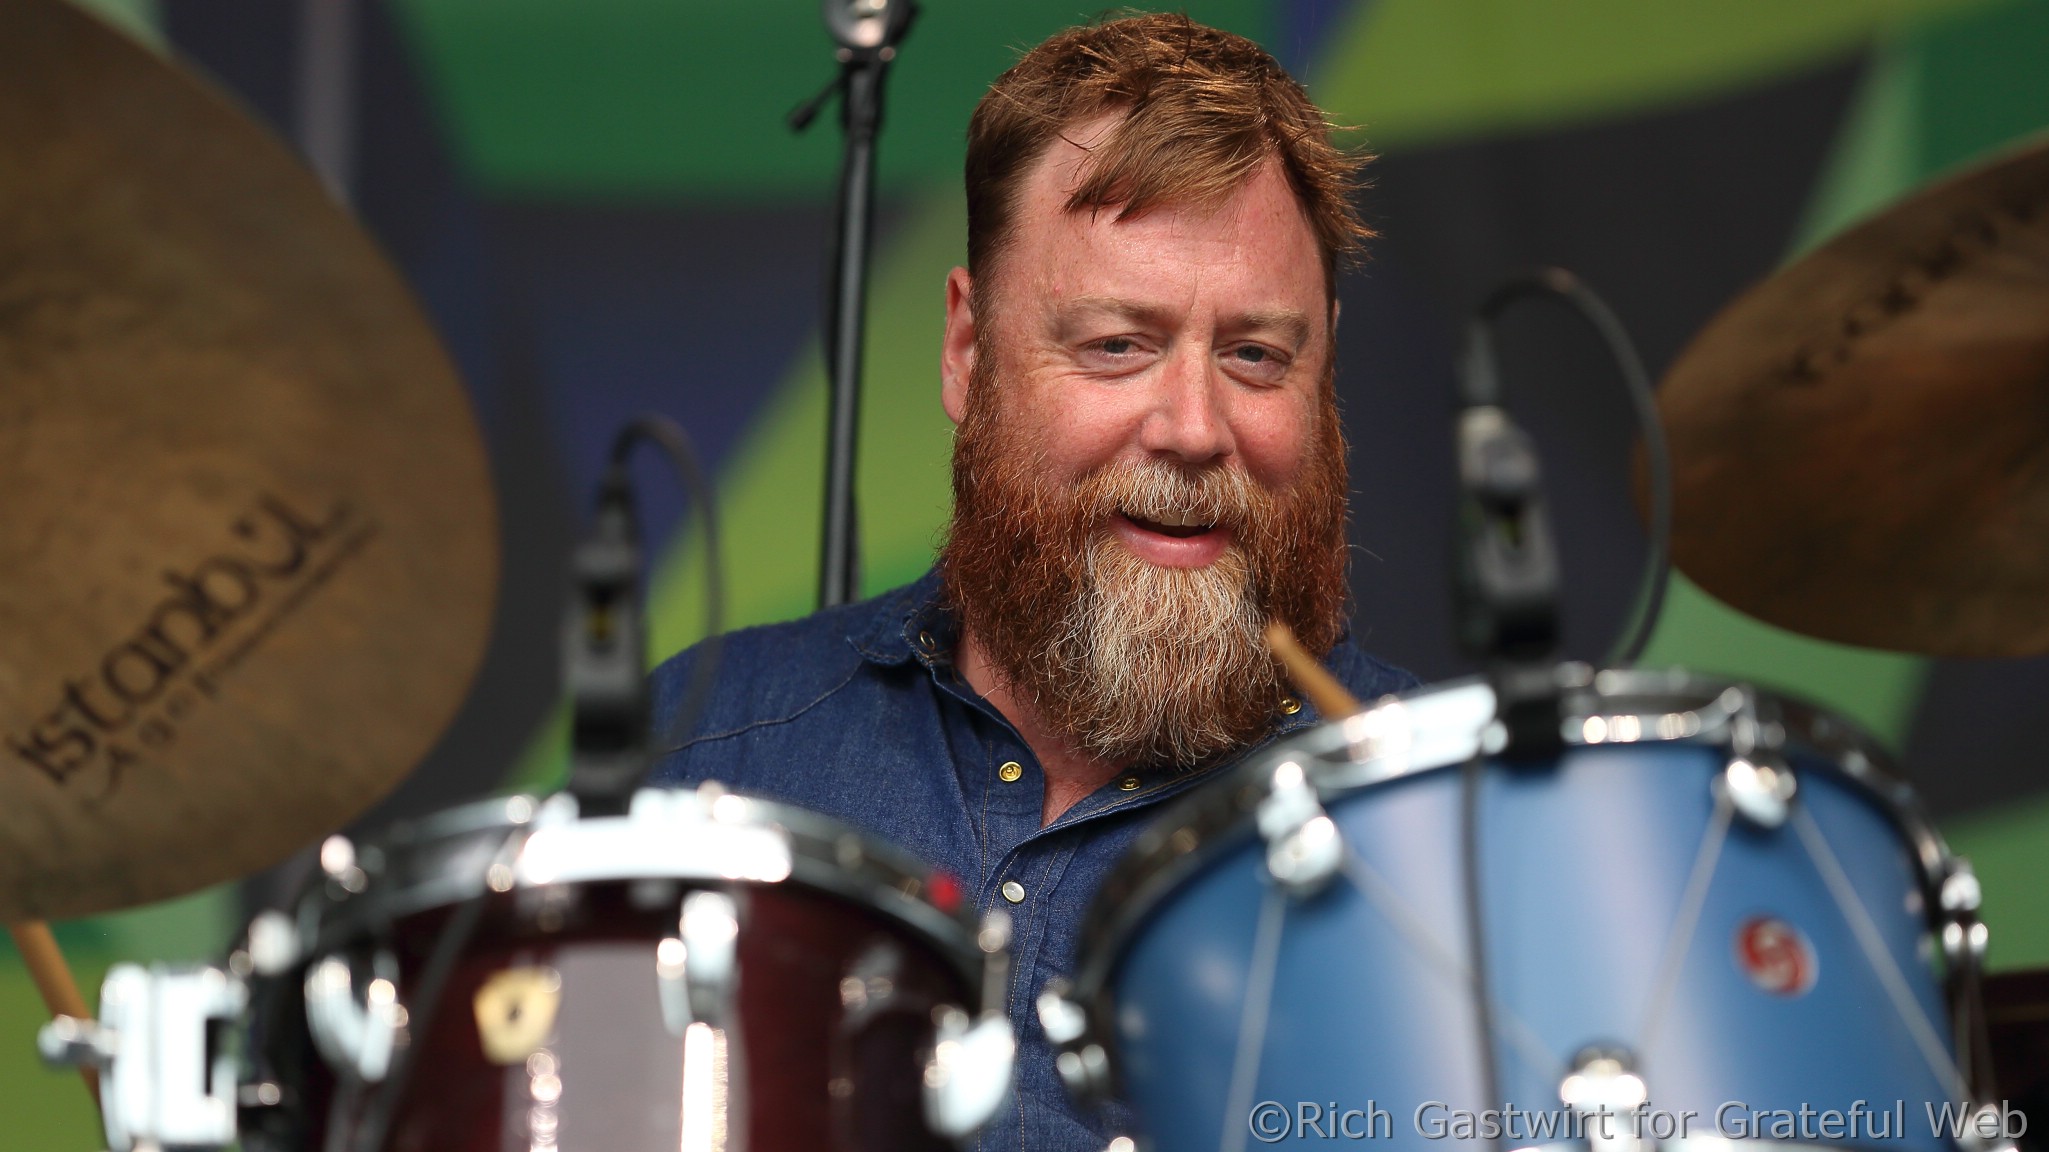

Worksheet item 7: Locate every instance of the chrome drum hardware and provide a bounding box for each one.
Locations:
[1058,669,1996,1152]
[43,786,1018,1152]
[40,965,246,1152]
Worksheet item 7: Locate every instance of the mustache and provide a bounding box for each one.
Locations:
[1072,458,1260,528]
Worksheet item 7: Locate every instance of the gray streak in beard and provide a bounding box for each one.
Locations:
[1044,528,1275,766]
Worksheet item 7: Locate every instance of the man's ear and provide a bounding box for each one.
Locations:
[941,266,977,426]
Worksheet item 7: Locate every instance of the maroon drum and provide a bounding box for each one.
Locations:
[231,786,1015,1152]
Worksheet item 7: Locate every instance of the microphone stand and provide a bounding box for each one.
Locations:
[792,0,919,609]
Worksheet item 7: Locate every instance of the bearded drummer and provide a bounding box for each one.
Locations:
[648,13,1415,1146]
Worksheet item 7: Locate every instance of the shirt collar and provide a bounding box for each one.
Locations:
[847,565,1331,744]
[845,569,951,667]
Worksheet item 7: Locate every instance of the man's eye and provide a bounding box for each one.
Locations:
[1232,345,1273,364]
[1098,337,1137,355]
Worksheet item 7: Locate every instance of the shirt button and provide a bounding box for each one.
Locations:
[998,760,1024,783]
[1118,776,1140,791]
[1279,696,1303,716]
[1000,881,1026,904]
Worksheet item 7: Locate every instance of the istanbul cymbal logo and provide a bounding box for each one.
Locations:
[6,493,374,797]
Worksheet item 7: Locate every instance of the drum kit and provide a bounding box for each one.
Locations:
[5,0,2049,1148]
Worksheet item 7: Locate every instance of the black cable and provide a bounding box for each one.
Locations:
[1465,268,1672,666]
[333,889,489,1152]
[1459,755,1505,1152]
[608,414,726,749]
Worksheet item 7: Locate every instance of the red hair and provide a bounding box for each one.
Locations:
[965,12,1373,296]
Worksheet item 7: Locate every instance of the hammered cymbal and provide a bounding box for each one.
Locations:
[0,0,496,919]
[1658,135,2049,657]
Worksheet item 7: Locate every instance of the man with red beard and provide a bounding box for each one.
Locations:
[649,13,1415,1147]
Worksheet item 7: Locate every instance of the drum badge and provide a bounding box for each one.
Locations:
[474,966,564,1063]
[1734,916,1817,996]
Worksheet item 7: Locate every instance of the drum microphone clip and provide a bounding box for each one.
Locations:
[563,460,651,816]
[1453,398,1561,662]
[1451,266,1670,755]
[1454,293,1565,760]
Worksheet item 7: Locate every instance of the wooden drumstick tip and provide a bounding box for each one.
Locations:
[1264,621,1362,719]
[8,920,102,1110]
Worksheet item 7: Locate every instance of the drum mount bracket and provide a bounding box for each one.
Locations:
[657,889,742,1034]
[1037,978,1112,1104]
[40,964,246,1152]
[923,910,1018,1140]
[1256,756,1344,896]
[1714,686,1797,828]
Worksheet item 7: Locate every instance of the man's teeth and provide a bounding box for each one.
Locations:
[1135,509,1211,528]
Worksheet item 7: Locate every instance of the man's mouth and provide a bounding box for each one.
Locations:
[1121,509,1218,539]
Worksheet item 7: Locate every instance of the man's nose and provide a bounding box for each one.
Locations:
[1139,346,1233,463]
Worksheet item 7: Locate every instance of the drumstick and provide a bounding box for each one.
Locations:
[8,920,102,1109]
[1264,622,1361,718]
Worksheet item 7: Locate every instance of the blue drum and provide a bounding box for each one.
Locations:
[1043,670,1995,1151]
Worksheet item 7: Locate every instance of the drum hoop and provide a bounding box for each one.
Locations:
[301,787,988,985]
[1069,666,1954,1013]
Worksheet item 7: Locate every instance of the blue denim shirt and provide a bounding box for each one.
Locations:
[647,570,1417,1151]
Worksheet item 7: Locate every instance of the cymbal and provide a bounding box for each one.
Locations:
[1658,135,2049,657]
[0,0,497,919]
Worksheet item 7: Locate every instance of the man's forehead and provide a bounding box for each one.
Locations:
[991,110,1325,293]
[1020,110,1253,232]
[989,142,1326,326]
[1037,111,1123,193]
